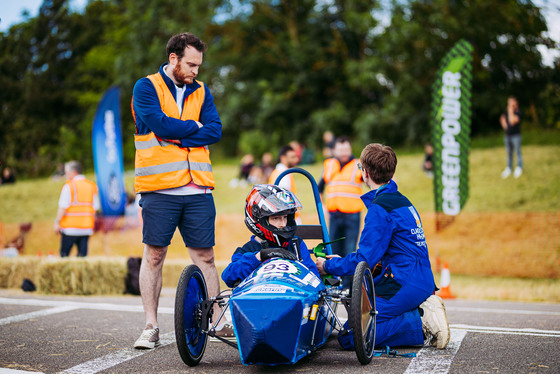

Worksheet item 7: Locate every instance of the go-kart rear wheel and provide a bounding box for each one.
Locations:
[175,265,208,367]
[349,261,376,365]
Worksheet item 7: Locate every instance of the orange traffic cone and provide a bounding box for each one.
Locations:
[437,262,456,299]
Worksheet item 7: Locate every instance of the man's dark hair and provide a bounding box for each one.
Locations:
[335,135,350,145]
[360,143,397,184]
[166,33,207,59]
[277,145,294,162]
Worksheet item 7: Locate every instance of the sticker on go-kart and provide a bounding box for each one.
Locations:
[302,273,321,288]
[301,305,311,325]
[256,259,298,276]
[246,285,292,294]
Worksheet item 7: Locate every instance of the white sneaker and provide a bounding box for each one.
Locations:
[420,295,450,349]
[513,167,522,178]
[134,324,160,349]
[501,167,511,179]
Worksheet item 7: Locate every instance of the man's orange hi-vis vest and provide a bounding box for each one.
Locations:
[133,73,214,193]
[268,167,300,221]
[268,168,297,195]
[323,158,363,213]
[59,178,98,230]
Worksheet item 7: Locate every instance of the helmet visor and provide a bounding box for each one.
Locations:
[247,184,302,217]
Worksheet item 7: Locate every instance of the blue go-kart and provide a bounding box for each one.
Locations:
[174,168,377,366]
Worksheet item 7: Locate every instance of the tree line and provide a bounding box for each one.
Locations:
[0,0,558,177]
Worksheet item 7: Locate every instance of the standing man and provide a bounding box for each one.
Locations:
[54,161,99,257]
[315,143,449,350]
[499,96,523,178]
[268,145,300,191]
[131,32,223,349]
[268,145,301,223]
[318,136,363,288]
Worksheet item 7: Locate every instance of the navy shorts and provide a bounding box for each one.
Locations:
[139,193,216,248]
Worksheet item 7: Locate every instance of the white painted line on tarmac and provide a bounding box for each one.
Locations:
[404,329,467,374]
[451,323,560,337]
[0,305,79,326]
[403,324,560,374]
[0,297,173,314]
[446,306,560,316]
[3,297,558,318]
[57,332,176,374]
[0,369,45,374]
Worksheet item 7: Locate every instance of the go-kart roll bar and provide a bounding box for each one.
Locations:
[274,167,333,256]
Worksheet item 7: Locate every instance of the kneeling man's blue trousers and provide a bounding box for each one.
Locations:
[338,286,426,349]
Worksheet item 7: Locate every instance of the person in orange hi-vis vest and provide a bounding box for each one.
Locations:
[268,145,301,223]
[318,136,364,289]
[54,161,99,257]
[131,33,225,349]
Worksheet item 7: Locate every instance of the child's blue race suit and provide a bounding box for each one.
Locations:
[324,180,435,348]
[222,236,320,288]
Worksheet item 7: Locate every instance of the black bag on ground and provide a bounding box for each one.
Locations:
[125,257,142,295]
[21,278,36,292]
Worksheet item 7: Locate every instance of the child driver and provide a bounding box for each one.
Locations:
[221,184,320,288]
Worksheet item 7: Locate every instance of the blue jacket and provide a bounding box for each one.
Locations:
[132,63,222,147]
[324,180,435,297]
[222,236,321,288]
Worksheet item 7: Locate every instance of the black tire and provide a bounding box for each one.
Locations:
[349,261,376,365]
[175,265,208,367]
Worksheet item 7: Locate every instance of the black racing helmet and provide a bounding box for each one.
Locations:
[245,184,302,247]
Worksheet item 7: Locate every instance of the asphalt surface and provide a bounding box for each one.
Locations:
[1,288,559,374]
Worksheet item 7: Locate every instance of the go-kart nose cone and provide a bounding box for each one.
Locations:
[231,297,303,365]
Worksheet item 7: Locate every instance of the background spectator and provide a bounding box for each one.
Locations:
[230,154,255,188]
[423,143,434,178]
[289,141,303,163]
[500,96,523,179]
[51,163,65,181]
[54,161,100,257]
[322,131,335,159]
[269,145,301,223]
[299,142,316,165]
[318,136,364,289]
[258,152,275,183]
[1,167,16,185]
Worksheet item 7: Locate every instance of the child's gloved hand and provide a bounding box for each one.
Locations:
[260,248,297,261]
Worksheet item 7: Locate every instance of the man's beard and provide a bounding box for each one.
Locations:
[172,64,193,85]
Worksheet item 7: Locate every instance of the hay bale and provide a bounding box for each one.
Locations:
[162,260,191,288]
[37,257,126,295]
[0,257,231,295]
[0,257,42,288]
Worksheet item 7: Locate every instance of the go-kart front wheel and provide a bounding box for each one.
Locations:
[175,265,208,367]
[349,261,376,365]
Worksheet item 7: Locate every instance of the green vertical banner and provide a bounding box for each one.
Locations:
[431,39,473,231]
